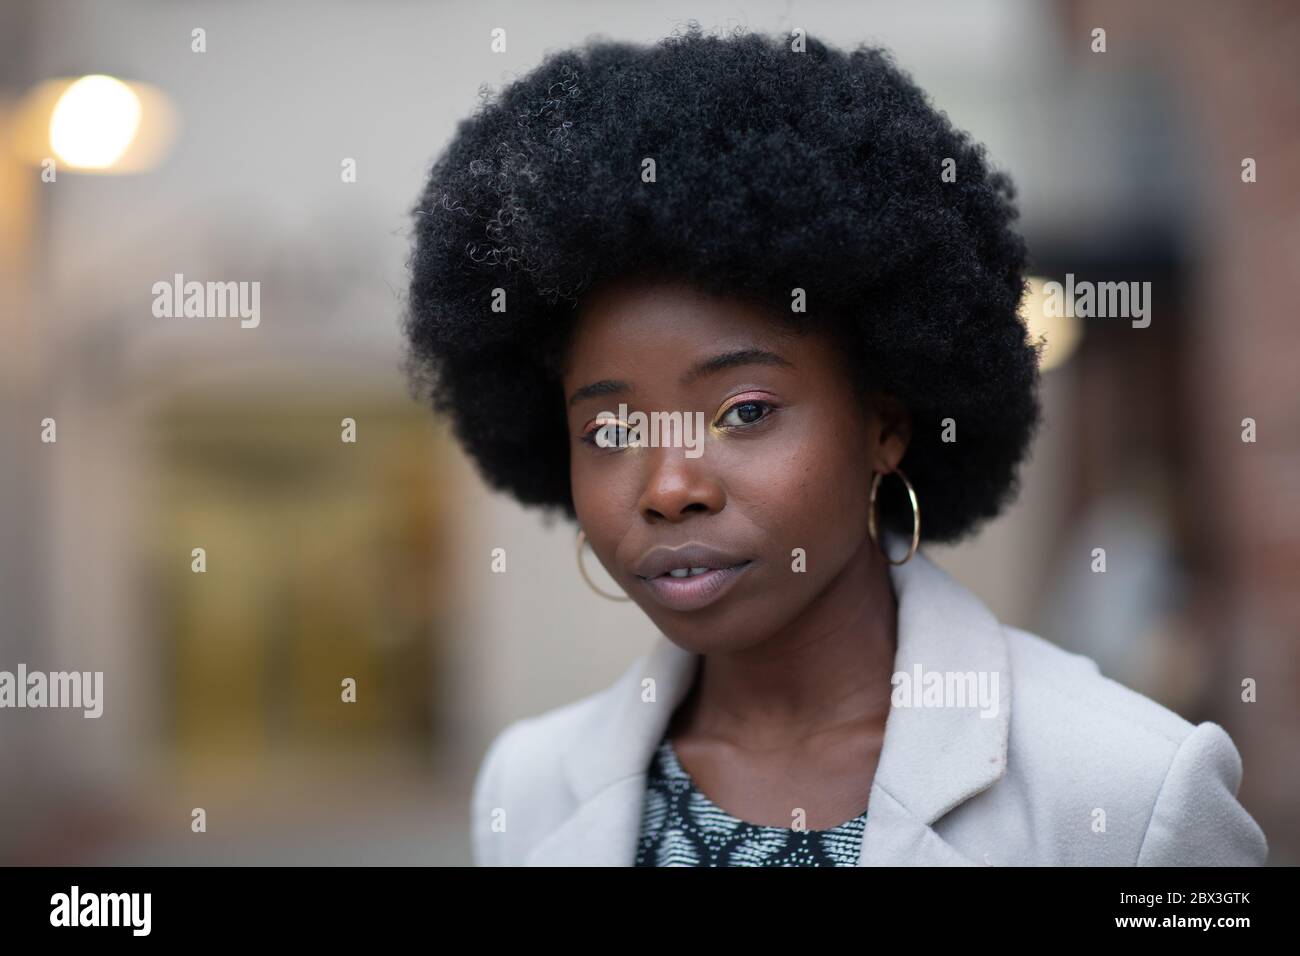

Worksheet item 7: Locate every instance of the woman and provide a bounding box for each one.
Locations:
[403,24,1267,866]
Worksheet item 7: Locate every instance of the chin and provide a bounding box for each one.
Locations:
[644,607,781,656]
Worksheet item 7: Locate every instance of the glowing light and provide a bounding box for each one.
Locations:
[1019,275,1082,372]
[49,75,143,170]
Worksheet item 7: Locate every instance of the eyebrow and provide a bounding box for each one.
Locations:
[567,347,793,408]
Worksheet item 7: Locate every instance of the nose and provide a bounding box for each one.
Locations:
[636,445,726,522]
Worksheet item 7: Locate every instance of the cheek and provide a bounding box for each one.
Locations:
[571,456,615,528]
[570,454,641,551]
[728,413,872,557]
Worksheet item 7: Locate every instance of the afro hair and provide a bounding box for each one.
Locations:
[403,22,1042,543]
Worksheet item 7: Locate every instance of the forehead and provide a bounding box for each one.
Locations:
[563,277,796,378]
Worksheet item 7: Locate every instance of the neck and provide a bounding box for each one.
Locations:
[672,534,899,748]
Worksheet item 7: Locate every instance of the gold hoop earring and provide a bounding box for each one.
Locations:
[868,469,920,566]
[575,528,632,602]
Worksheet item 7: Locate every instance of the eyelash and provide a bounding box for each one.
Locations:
[578,398,777,447]
[714,398,776,430]
[579,420,629,448]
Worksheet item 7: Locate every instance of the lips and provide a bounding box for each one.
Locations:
[632,543,751,579]
[632,543,754,612]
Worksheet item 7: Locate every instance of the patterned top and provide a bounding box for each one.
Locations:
[634,736,868,866]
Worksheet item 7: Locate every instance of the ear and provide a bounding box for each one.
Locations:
[870,393,912,473]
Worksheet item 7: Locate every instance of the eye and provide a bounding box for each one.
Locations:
[580,418,634,450]
[715,399,774,429]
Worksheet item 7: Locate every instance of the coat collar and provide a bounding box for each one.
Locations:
[525,531,1011,865]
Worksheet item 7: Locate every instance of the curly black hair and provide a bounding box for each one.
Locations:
[403,22,1041,543]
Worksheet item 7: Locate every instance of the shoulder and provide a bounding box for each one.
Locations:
[468,661,637,866]
[1002,625,1193,744]
[991,625,1267,865]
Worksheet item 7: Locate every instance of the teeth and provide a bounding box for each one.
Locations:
[666,567,713,578]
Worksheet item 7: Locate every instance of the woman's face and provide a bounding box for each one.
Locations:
[561,276,909,654]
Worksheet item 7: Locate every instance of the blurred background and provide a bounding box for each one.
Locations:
[0,0,1296,865]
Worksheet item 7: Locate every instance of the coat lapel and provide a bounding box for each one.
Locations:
[856,531,1011,864]
[526,530,1010,866]
[524,633,699,865]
